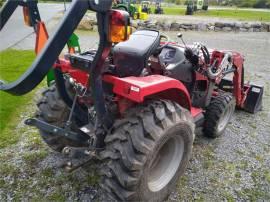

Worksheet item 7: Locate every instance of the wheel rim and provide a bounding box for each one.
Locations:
[147,135,184,192]
[217,104,234,133]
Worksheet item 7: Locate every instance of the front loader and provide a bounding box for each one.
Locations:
[0,0,263,201]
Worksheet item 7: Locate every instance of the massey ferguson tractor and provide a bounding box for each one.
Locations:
[0,0,263,201]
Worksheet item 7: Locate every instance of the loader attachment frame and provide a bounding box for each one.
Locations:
[0,0,91,95]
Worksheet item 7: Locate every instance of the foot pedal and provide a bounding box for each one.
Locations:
[244,84,264,113]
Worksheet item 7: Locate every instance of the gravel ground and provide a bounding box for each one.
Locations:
[0,30,269,201]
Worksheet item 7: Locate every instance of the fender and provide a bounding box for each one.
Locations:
[103,75,192,110]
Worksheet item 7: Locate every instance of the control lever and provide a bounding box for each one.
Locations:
[177,33,187,48]
[207,53,232,79]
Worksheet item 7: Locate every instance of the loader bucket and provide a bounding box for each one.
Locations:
[243,84,264,113]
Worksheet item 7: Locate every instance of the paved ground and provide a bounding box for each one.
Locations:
[0,28,269,201]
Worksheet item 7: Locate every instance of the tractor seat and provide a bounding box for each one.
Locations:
[113,30,160,77]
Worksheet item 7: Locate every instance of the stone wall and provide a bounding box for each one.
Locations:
[77,14,270,32]
[134,20,270,32]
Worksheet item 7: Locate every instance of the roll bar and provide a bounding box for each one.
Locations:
[0,0,112,95]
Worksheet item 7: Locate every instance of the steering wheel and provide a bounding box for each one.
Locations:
[154,34,170,55]
[159,34,170,49]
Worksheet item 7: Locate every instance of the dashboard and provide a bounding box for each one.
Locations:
[159,46,186,65]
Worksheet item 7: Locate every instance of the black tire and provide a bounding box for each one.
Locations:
[186,6,193,15]
[116,6,127,11]
[100,100,195,201]
[36,84,83,152]
[202,5,208,10]
[203,94,235,138]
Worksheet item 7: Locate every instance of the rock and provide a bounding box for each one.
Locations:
[242,23,251,29]
[253,28,262,32]
[214,27,222,32]
[239,27,248,32]
[78,19,94,30]
[182,23,192,26]
[262,23,270,32]
[170,22,180,31]
[223,22,235,28]
[197,23,207,31]
[234,22,242,28]
[92,25,98,32]
[155,24,162,30]
[208,25,215,31]
[144,20,151,24]
[215,22,224,28]
[223,27,232,32]
[251,23,261,29]
[161,22,171,31]
[180,25,192,30]
[147,23,157,29]
[131,21,138,28]
[150,20,158,25]
[191,24,197,30]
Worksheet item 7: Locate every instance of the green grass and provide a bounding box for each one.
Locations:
[0,49,36,148]
[194,9,270,21]
[149,6,270,21]
[162,7,186,15]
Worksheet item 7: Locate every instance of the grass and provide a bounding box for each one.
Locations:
[22,150,48,164]
[193,9,270,21]
[0,49,36,148]
[149,6,270,21]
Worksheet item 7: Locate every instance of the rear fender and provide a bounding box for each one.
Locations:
[103,75,192,110]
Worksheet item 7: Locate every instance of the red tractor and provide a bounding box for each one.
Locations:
[0,0,263,201]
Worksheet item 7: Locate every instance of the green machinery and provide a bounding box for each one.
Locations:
[47,33,81,86]
[112,0,148,20]
[154,2,164,14]
[186,0,208,15]
[141,1,151,14]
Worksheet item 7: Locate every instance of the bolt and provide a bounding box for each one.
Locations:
[65,133,69,137]
[63,147,71,155]
[53,128,58,133]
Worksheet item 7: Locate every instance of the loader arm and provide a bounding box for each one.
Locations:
[0,0,112,96]
[0,0,41,31]
[0,0,91,95]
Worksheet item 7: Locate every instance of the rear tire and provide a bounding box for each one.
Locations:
[100,100,195,201]
[203,94,235,138]
[36,84,83,152]
[202,5,208,10]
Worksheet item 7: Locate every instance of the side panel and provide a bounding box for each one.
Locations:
[103,75,192,110]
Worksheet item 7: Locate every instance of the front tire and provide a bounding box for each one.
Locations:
[100,100,195,201]
[203,94,235,138]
